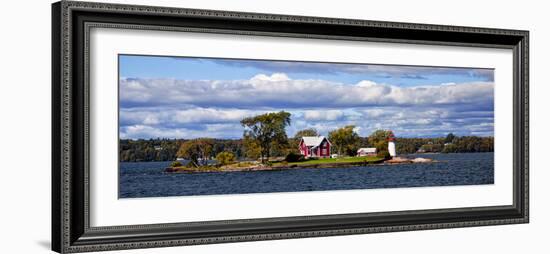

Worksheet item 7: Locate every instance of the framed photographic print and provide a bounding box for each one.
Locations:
[52,1,529,253]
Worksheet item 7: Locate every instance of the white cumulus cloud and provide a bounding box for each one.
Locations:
[118,73,494,139]
[120,74,494,109]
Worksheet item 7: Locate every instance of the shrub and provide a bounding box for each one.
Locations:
[377,150,392,160]
[170,161,183,167]
[215,151,236,166]
[285,152,305,162]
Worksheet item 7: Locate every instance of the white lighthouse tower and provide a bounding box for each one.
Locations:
[387,131,396,157]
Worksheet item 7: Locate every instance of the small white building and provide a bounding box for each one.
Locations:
[357,147,377,157]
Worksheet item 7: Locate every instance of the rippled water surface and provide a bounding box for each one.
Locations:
[119,153,494,198]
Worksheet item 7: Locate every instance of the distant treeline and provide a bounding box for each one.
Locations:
[389,134,494,154]
[119,133,493,162]
[119,138,243,162]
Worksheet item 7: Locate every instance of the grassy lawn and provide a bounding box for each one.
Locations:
[273,156,383,166]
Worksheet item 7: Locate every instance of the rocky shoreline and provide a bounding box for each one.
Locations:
[385,156,434,164]
[164,156,434,173]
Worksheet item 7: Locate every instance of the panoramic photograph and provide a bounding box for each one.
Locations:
[118,54,495,198]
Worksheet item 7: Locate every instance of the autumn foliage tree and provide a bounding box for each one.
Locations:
[215,151,236,166]
[242,134,261,160]
[176,138,213,167]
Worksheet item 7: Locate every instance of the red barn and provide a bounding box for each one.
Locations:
[299,136,331,158]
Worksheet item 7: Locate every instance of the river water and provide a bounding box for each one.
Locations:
[119,152,493,198]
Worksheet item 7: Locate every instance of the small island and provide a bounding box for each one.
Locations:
[166,156,381,173]
[164,155,435,173]
[161,112,435,173]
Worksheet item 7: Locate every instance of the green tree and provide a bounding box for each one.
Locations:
[215,151,236,166]
[294,128,319,139]
[176,138,213,167]
[240,111,291,164]
[328,125,359,156]
[242,134,261,160]
[368,130,394,153]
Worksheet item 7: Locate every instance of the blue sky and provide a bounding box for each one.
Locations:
[119,54,495,139]
[120,55,493,87]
